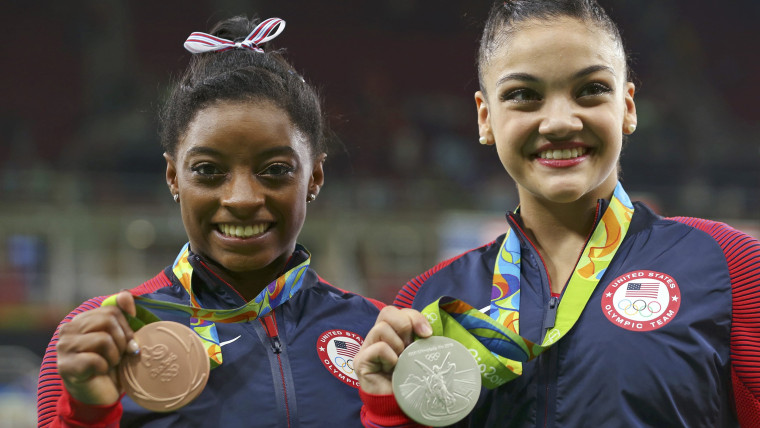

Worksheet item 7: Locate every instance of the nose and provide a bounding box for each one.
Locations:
[538,96,583,138]
[221,172,263,214]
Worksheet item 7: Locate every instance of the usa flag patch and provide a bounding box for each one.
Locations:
[600,270,682,332]
[317,329,364,388]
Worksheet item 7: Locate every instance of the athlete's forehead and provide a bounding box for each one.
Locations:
[479,16,628,92]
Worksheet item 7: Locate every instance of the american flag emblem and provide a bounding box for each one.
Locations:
[626,282,660,299]
[334,340,361,358]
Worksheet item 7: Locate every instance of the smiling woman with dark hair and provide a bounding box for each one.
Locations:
[37,15,382,427]
[354,1,760,426]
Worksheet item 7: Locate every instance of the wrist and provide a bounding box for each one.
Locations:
[59,388,123,427]
[360,388,412,425]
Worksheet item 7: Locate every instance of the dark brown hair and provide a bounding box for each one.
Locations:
[159,16,327,159]
[478,0,629,94]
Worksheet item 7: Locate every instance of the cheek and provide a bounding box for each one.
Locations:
[494,143,523,180]
[179,190,216,228]
[493,118,531,166]
[276,189,308,227]
[494,112,533,144]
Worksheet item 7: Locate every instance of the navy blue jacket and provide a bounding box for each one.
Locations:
[373,201,760,427]
[39,247,383,427]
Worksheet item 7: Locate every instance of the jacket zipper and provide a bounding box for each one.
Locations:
[507,203,603,427]
[263,315,283,354]
[541,296,559,428]
[543,296,559,334]
[191,255,296,426]
[261,313,291,427]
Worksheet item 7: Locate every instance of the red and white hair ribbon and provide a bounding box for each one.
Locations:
[184,17,286,54]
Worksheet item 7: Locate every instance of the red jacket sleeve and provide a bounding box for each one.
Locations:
[360,389,425,428]
[37,296,121,427]
[670,217,760,425]
[50,389,122,428]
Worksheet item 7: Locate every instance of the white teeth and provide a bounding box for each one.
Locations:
[538,147,587,160]
[218,223,267,238]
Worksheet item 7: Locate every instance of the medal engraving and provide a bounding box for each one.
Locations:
[392,336,481,426]
[119,321,209,412]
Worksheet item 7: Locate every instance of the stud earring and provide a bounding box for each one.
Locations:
[173,193,179,203]
[627,124,637,134]
[479,136,488,145]
[307,193,316,203]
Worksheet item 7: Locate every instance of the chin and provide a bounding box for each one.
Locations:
[214,252,270,273]
[545,191,588,205]
[529,181,588,204]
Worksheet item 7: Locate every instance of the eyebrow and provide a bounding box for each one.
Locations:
[185,145,298,158]
[495,64,616,87]
[185,146,221,157]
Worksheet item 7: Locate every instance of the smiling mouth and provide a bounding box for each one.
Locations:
[537,147,588,160]
[217,223,269,238]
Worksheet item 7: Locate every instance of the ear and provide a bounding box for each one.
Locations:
[475,91,495,145]
[164,152,178,196]
[308,153,326,197]
[622,82,637,134]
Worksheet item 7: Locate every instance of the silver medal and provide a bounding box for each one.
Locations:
[392,336,481,426]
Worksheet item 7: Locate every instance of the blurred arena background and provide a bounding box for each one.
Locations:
[1,1,758,424]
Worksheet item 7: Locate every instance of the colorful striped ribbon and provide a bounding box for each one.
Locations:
[184,17,285,54]
[422,182,635,388]
[103,243,310,368]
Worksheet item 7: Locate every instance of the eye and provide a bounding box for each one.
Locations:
[577,82,612,98]
[191,163,224,177]
[500,88,542,103]
[258,162,294,177]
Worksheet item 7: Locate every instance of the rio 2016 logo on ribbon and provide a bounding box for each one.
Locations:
[317,329,365,388]
[600,270,681,332]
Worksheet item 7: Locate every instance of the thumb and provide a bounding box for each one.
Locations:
[116,290,137,318]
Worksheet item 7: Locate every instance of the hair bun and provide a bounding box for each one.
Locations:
[210,15,259,42]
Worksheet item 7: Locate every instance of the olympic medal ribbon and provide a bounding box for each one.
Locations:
[422,298,528,389]
[420,182,635,389]
[547,182,634,344]
[103,243,311,368]
[184,17,285,54]
[490,228,522,331]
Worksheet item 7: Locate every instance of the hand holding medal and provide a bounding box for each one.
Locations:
[55,291,141,407]
[56,291,210,412]
[355,307,481,426]
[99,293,212,412]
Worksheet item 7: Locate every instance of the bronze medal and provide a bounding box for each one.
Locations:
[118,321,209,412]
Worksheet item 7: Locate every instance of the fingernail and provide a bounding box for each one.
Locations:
[127,339,140,355]
[420,323,433,337]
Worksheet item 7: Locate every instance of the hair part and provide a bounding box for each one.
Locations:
[159,16,328,159]
[477,0,629,94]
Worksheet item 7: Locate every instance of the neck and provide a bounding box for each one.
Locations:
[198,253,292,303]
[518,195,599,243]
[516,189,613,294]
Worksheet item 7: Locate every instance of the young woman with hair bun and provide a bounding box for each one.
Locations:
[37,15,382,427]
